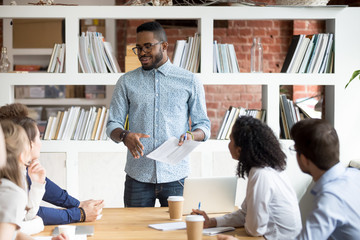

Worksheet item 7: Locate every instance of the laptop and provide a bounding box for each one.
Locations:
[182,176,237,215]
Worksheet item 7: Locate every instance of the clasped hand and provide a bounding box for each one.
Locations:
[79,199,104,222]
[27,159,46,184]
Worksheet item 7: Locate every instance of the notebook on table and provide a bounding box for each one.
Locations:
[182,176,238,215]
[52,226,94,236]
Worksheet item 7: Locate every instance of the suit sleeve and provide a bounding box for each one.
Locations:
[37,206,81,225]
[42,177,80,208]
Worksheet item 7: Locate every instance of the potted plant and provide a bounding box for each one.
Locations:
[345,70,360,88]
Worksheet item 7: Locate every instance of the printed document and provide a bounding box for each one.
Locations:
[147,137,201,164]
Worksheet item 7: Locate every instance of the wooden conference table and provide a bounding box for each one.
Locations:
[35,208,264,240]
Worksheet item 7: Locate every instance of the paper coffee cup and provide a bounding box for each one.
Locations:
[167,196,184,220]
[186,215,205,240]
[58,225,76,239]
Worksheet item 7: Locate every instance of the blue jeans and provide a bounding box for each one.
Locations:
[124,175,185,207]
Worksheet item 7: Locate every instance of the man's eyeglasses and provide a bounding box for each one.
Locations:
[132,41,163,55]
[289,145,297,154]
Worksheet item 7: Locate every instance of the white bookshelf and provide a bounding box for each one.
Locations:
[1,5,360,208]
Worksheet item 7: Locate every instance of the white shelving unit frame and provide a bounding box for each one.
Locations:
[2,5,358,199]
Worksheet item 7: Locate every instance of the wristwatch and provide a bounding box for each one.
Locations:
[119,130,130,142]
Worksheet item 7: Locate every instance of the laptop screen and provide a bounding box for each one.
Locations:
[182,176,237,215]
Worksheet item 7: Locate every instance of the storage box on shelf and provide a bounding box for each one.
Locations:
[1,5,352,203]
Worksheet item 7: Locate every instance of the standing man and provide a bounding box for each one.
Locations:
[106,21,210,207]
[291,119,360,240]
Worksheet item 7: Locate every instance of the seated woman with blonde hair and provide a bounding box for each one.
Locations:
[0,103,104,228]
[0,120,68,240]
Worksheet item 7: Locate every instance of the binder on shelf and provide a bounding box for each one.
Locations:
[281,35,301,73]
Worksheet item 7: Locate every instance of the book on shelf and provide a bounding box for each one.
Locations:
[288,35,310,73]
[78,31,121,73]
[298,35,316,74]
[172,33,200,73]
[286,34,305,73]
[42,106,110,141]
[311,33,329,73]
[47,43,66,73]
[319,33,334,73]
[306,34,322,73]
[213,43,239,73]
[91,107,103,140]
[213,40,221,73]
[282,33,334,74]
[216,108,230,140]
[279,94,318,139]
[217,106,266,140]
[172,40,186,67]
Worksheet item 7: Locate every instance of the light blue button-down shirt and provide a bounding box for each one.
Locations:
[107,60,210,183]
[295,162,360,240]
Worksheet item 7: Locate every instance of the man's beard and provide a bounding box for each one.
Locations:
[141,50,163,70]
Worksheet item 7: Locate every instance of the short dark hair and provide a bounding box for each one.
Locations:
[291,119,339,170]
[136,21,167,42]
[232,116,286,178]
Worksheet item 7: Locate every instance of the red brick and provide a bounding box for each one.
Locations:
[247,20,273,28]
[206,102,220,109]
[245,85,262,93]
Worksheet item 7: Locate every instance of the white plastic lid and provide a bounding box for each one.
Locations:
[185,215,205,222]
[167,196,184,201]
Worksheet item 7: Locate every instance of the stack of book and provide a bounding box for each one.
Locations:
[78,31,121,73]
[172,33,200,73]
[47,43,66,73]
[279,94,311,139]
[281,33,334,74]
[217,106,266,140]
[213,41,240,73]
[43,106,109,141]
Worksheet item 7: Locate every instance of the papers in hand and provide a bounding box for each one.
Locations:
[203,227,236,236]
[148,222,186,231]
[146,137,201,164]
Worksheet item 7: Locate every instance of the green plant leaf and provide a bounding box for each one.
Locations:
[345,70,360,89]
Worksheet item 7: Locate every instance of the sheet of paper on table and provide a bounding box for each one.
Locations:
[146,136,201,164]
[148,221,186,231]
[34,235,87,240]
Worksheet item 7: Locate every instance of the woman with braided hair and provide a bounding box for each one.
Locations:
[192,116,302,240]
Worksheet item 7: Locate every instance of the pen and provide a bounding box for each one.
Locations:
[198,202,201,211]
[184,133,187,141]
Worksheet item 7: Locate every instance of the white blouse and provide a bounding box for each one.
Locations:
[215,167,302,240]
[0,178,27,234]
